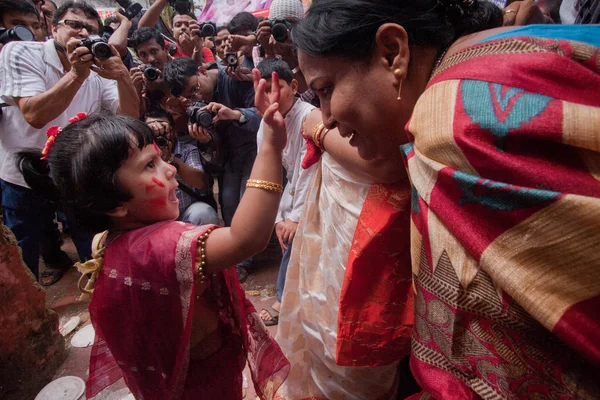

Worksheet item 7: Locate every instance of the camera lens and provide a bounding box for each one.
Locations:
[201,24,215,37]
[155,136,169,148]
[271,23,289,43]
[92,42,112,60]
[143,66,159,81]
[0,26,34,45]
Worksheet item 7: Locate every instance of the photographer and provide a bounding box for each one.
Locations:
[144,108,219,226]
[223,12,259,82]
[164,56,260,281]
[138,0,215,65]
[130,27,189,134]
[0,1,139,282]
[255,0,311,97]
[0,0,45,52]
[103,12,137,70]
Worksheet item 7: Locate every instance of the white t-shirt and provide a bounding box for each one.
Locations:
[0,40,119,188]
[257,99,317,224]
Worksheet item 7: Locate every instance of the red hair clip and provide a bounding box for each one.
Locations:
[69,112,88,124]
[41,126,62,160]
[40,112,88,160]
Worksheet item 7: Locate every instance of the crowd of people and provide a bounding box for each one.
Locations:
[1,0,599,399]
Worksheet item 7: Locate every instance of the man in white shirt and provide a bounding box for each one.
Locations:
[0,0,138,283]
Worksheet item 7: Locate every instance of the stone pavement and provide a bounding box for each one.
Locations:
[42,236,282,400]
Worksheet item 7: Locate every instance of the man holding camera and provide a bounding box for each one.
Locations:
[145,108,219,226]
[0,1,138,282]
[164,56,260,281]
[138,0,214,65]
[0,0,45,52]
[130,27,189,134]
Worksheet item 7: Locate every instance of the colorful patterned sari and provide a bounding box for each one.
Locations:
[85,221,289,399]
[404,36,600,399]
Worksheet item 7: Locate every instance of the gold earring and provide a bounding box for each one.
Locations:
[393,69,403,101]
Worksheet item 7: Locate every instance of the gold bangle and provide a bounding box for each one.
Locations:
[312,121,325,146]
[246,179,283,193]
[196,227,215,282]
[319,128,330,152]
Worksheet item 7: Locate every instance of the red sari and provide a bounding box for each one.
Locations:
[405,36,600,399]
[85,221,289,399]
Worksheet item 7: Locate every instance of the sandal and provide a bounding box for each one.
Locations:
[40,268,65,286]
[260,308,279,326]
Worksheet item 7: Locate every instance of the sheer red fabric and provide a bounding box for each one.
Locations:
[86,221,289,399]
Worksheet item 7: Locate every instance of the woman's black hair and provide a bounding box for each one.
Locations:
[18,113,155,234]
[293,0,503,60]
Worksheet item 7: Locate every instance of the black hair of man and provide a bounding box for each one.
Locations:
[228,11,258,34]
[256,58,293,85]
[216,25,228,33]
[131,27,166,51]
[0,0,39,24]
[104,16,119,27]
[52,0,102,33]
[144,107,175,128]
[172,11,197,21]
[164,56,199,97]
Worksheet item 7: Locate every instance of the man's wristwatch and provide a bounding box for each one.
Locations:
[238,111,248,124]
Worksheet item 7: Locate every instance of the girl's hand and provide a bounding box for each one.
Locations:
[253,69,286,151]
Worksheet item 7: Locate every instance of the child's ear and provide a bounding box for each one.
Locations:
[106,205,128,218]
[291,79,299,95]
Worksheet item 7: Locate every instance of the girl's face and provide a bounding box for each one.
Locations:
[115,142,180,226]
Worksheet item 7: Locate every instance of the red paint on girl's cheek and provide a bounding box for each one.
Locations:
[148,197,167,208]
[153,143,160,154]
[151,177,165,188]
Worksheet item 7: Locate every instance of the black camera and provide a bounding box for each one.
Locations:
[187,101,215,128]
[197,22,217,37]
[115,0,143,20]
[169,0,193,15]
[225,52,238,71]
[269,19,292,43]
[0,26,34,45]
[155,135,170,148]
[79,35,112,60]
[140,65,160,81]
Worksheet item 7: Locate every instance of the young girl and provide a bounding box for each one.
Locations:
[20,72,290,399]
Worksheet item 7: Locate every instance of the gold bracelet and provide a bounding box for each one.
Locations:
[246,179,283,193]
[196,227,215,282]
[312,121,325,146]
[317,128,330,151]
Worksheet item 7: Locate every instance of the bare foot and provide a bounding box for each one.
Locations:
[259,309,274,322]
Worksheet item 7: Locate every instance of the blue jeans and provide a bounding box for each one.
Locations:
[276,240,293,303]
[222,145,256,269]
[179,202,220,226]
[1,179,92,279]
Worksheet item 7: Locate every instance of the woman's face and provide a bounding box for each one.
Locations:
[299,50,407,160]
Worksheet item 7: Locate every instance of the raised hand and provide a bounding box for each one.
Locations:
[253,69,286,151]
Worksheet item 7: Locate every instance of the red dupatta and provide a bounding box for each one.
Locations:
[86,221,289,399]
[336,180,415,367]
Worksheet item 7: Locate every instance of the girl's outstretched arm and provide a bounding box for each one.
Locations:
[203,70,287,273]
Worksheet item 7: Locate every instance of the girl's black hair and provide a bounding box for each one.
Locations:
[18,113,155,234]
[293,0,503,60]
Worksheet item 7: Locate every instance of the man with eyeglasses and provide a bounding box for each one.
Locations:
[0,0,139,285]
